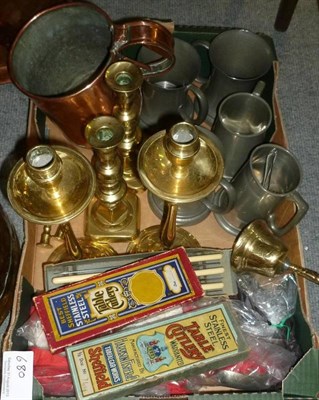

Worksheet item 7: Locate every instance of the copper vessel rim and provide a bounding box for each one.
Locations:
[7,1,114,101]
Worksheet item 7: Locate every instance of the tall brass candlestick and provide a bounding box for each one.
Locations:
[85,116,140,241]
[105,61,144,191]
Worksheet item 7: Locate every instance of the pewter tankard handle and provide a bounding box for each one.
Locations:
[202,178,236,214]
[267,191,309,236]
[179,84,208,125]
[191,39,211,84]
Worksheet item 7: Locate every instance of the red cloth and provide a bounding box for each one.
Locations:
[31,347,74,397]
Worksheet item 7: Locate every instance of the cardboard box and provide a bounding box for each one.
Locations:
[2,26,318,399]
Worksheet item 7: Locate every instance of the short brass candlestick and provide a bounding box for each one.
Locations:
[85,116,139,242]
[105,61,144,191]
[127,122,224,253]
[232,219,319,285]
[7,145,97,260]
[37,225,53,248]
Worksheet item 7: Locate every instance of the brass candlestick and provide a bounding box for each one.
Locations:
[105,61,144,191]
[232,219,319,285]
[37,225,53,248]
[127,122,224,253]
[85,116,139,241]
[7,145,96,260]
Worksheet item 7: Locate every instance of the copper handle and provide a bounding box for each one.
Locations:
[113,20,175,77]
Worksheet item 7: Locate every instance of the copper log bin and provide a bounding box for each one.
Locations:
[7,2,175,146]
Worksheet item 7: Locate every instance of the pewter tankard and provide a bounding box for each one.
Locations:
[138,38,208,132]
[207,144,309,236]
[194,29,274,124]
[212,81,273,179]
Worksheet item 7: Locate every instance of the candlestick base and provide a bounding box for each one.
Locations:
[86,191,140,242]
[48,237,117,263]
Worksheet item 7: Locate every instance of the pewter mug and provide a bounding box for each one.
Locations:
[207,144,309,236]
[193,29,274,124]
[138,38,208,132]
[212,81,273,179]
[8,2,175,147]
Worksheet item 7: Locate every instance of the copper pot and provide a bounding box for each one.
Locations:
[8,2,175,147]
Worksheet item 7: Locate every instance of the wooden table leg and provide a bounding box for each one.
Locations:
[274,0,299,31]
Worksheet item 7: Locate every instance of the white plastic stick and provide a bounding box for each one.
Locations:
[194,267,224,276]
[52,253,224,285]
[189,253,223,262]
[202,282,224,291]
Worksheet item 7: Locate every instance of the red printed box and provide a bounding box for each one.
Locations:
[33,247,204,353]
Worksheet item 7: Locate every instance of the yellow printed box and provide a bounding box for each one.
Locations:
[66,301,249,399]
[33,247,204,353]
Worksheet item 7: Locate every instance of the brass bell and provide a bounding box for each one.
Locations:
[231,219,319,284]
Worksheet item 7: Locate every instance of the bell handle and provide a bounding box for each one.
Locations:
[267,191,309,236]
[160,201,178,248]
[59,222,82,260]
[288,263,319,285]
[113,20,175,77]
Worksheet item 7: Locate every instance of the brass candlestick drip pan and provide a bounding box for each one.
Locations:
[128,122,224,252]
[7,144,116,261]
[232,219,319,285]
[8,145,95,224]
